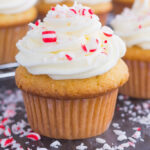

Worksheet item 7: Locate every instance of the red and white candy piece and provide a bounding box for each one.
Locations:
[35,20,41,26]
[102,26,113,37]
[42,31,57,43]
[26,132,41,141]
[1,118,10,125]
[89,49,96,52]
[0,124,5,130]
[4,127,11,137]
[1,137,14,148]
[65,54,73,61]
[81,44,88,52]
[88,9,94,15]
[70,8,77,14]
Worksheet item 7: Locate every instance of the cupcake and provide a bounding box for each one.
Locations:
[0,0,37,64]
[37,0,112,25]
[111,0,150,99]
[112,0,134,14]
[15,3,128,139]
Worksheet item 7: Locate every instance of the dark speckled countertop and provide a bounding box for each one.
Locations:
[0,77,150,150]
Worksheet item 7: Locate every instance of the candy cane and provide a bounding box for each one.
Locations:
[26,133,41,141]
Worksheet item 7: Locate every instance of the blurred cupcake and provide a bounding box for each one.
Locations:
[37,0,112,25]
[66,0,113,25]
[111,0,150,99]
[112,0,134,14]
[37,0,67,18]
[0,0,37,64]
[16,3,128,139]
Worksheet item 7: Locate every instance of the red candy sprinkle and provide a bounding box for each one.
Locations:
[88,9,93,15]
[1,137,14,148]
[137,127,141,131]
[102,27,113,37]
[65,54,72,61]
[82,9,86,16]
[81,44,87,52]
[138,25,142,29]
[104,40,107,44]
[89,49,96,52]
[35,20,39,26]
[26,133,41,141]
[51,7,55,11]
[103,32,112,37]
[70,9,77,14]
[96,39,99,44]
[42,31,57,43]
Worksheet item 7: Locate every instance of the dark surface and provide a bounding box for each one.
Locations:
[0,77,150,150]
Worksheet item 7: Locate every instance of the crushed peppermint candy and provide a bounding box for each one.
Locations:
[65,54,73,61]
[50,140,62,148]
[96,138,106,144]
[26,132,41,141]
[102,26,113,37]
[0,87,149,149]
[42,31,57,43]
[76,143,87,150]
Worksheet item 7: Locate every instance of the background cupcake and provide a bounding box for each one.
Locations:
[111,0,150,99]
[37,0,112,25]
[0,0,37,64]
[37,0,67,18]
[16,3,128,139]
[66,0,113,25]
[112,0,134,14]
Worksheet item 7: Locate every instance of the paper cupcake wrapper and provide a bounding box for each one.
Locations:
[120,60,150,99]
[0,25,28,64]
[22,89,118,140]
[112,1,133,14]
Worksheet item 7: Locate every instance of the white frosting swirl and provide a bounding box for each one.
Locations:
[16,3,126,80]
[111,0,150,50]
[0,0,37,14]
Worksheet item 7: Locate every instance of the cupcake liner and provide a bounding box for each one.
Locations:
[120,59,150,99]
[112,1,133,14]
[97,13,108,25]
[22,89,118,140]
[0,25,28,64]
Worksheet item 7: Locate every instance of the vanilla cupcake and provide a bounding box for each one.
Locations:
[0,0,37,64]
[16,3,128,139]
[37,0,112,25]
[111,0,150,99]
[112,0,134,14]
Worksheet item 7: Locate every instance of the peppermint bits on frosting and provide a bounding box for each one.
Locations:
[102,26,114,37]
[42,31,57,43]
